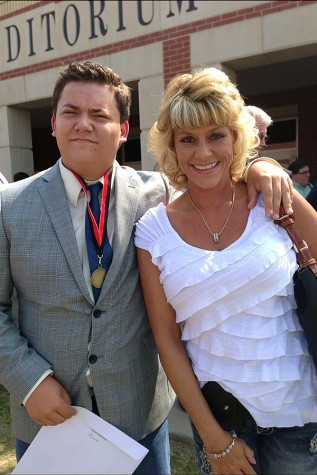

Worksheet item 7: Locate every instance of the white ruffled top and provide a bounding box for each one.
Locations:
[135,197,317,428]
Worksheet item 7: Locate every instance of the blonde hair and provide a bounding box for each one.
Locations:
[148,68,259,189]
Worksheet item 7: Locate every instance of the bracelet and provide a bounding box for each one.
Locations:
[242,157,283,183]
[203,430,237,459]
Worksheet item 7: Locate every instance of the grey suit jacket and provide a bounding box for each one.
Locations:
[0,161,175,443]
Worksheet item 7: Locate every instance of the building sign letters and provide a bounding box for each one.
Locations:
[4,0,198,63]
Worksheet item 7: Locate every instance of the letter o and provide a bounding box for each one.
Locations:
[63,4,80,46]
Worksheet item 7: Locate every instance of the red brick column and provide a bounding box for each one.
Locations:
[163,35,190,86]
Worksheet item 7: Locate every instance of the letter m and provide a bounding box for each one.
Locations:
[166,0,197,17]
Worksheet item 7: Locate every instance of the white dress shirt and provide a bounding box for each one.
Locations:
[59,159,115,300]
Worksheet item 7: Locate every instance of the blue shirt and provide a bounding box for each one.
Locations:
[292,180,313,198]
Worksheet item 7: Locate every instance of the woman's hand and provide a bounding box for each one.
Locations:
[208,435,256,475]
[246,160,293,219]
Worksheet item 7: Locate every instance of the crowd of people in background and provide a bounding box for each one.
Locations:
[245,104,317,210]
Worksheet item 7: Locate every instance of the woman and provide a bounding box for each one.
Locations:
[135,68,317,475]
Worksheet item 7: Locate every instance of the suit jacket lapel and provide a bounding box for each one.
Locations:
[37,163,92,302]
[98,163,140,297]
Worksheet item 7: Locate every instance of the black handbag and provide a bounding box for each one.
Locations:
[201,381,253,430]
[275,207,317,371]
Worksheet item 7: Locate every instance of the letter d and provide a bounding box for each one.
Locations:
[6,25,21,62]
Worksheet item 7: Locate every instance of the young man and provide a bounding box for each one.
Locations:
[0,62,292,474]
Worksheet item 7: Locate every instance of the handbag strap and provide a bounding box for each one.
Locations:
[274,206,317,277]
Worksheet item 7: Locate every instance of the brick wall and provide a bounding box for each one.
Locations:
[163,35,190,85]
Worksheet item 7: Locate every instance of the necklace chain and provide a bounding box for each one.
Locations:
[187,184,236,244]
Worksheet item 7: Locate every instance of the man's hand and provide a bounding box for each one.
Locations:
[246,161,293,219]
[25,375,76,426]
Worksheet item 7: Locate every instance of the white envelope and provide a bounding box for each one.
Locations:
[13,406,148,474]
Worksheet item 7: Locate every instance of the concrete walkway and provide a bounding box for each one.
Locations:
[168,399,194,445]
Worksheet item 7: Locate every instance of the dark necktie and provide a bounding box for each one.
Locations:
[85,182,112,301]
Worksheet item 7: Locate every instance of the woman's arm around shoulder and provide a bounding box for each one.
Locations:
[245,158,293,218]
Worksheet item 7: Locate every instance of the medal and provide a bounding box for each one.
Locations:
[72,170,113,293]
[91,254,107,288]
[91,266,107,288]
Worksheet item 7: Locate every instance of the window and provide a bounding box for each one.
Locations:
[265,117,297,166]
[116,81,141,170]
[117,137,141,170]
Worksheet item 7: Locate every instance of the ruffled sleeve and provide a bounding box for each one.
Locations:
[135,203,177,266]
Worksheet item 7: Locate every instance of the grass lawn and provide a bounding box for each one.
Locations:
[0,386,199,475]
[0,388,15,474]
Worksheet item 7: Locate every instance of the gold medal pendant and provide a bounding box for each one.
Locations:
[91,267,107,288]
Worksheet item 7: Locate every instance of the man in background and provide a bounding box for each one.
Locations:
[288,159,313,198]
[245,105,273,154]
